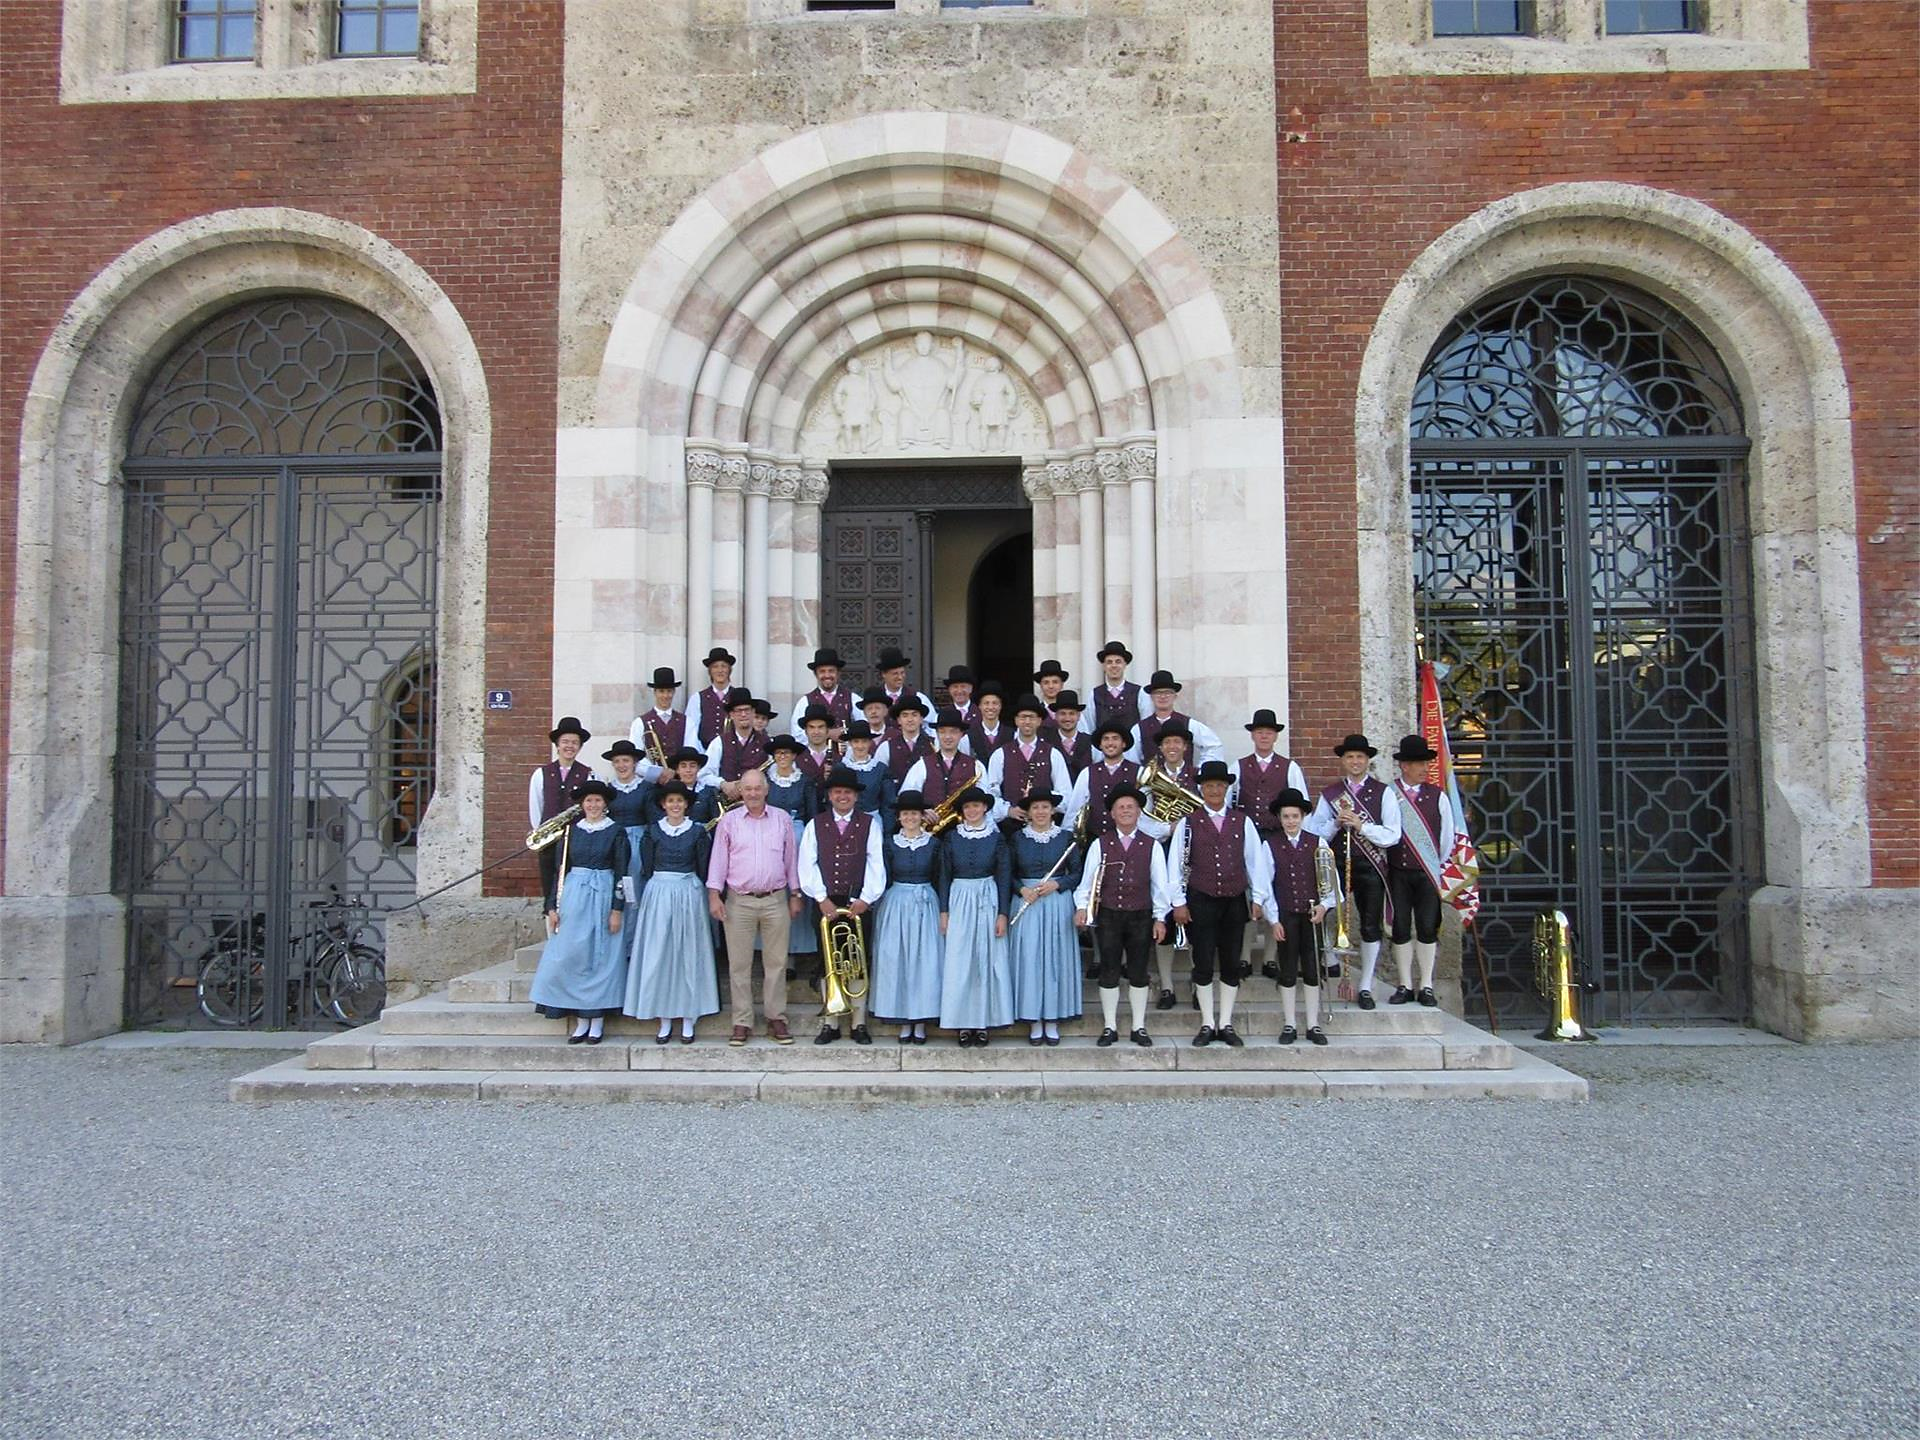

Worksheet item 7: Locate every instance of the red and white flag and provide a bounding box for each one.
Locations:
[1419,658,1482,925]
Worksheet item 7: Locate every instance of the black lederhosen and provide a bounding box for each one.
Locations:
[1186,891,1249,987]
[1346,865,1387,943]
[1273,910,1319,989]
[1094,908,1154,989]
[1388,868,1442,944]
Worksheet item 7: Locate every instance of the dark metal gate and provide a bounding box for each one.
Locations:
[1410,279,1760,1023]
[115,298,442,1028]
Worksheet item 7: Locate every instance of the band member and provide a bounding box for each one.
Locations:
[984,695,1073,827]
[622,780,718,1045]
[627,667,686,773]
[900,709,981,811]
[1304,734,1402,1010]
[1386,733,1455,1008]
[798,767,884,1045]
[965,681,1008,758]
[694,647,737,748]
[942,665,978,722]
[836,720,893,817]
[1168,760,1265,1047]
[876,695,936,786]
[1009,788,1084,1046]
[600,739,652,903]
[1251,788,1339,1045]
[859,686,899,748]
[936,788,1015,1047]
[1088,640,1152,735]
[1067,720,1142,835]
[1032,659,1071,723]
[1073,785,1170,1047]
[875,646,937,717]
[1134,671,1225,765]
[869,789,943,1045]
[750,696,775,738]
[1141,722,1198,1007]
[795,705,840,782]
[648,746,717,827]
[529,780,629,1046]
[530,716,594,908]
[1231,707,1307,981]
[764,735,820,967]
[788,647,855,737]
[1049,691,1092,780]
[706,769,802,1045]
[700,689,768,799]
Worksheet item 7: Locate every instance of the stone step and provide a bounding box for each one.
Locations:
[302,1022,1512,1074]
[232,1046,1588,1104]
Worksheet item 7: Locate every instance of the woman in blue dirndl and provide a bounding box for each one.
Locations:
[622,781,719,1043]
[868,789,943,1044]
[601,739,652,906]
[936,789,1015,1046]
[1008,787,1085,1046]
[763,735,818,963]
[529,780,630,1045]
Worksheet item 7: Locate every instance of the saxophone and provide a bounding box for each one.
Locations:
[927,776,983,836]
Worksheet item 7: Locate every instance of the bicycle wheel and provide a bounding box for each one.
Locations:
[198,948,266,1027]
[321,944,387,1026]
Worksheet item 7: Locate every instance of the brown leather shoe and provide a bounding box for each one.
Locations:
[728,1025,750,1047]
[769,1016,793,1045]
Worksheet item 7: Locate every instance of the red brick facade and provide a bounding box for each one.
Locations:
[1274,0,1919,882]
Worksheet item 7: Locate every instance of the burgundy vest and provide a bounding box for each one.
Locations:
[1391,782,1444,873]
[1098,831,1156,912]
[539,761,591,822]
[967,720,1006,758]
[1235,753,1295,833]
[1185,810,1251,898]
[887,731,935,783]
[805,687,854,728]
[639,710,686,756]
[1266,831,1326,915]
[1321,776,1388,875]
[1092,682,1142,728]
[719,727,767,781]
[1085,759,1140,833]
[796,746,837,783]
[811,810,874,898]
[696,687,731,749]
[1055,731,1093,782]
[998,735,1057,800]
[1137,710,1189,755]
[920,750,979,807]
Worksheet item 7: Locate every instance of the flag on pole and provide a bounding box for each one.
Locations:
[1418,657,1482,924]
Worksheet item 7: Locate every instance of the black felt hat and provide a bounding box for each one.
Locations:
[752,697,775,719]
[1021,788,1062,809]
[1153,722,1192,746]
[668,746,706,767]
[1092,718,1135,746]
[893,789,928,813]
[1144,670,1182,693]
[602,739,642,762]
[943,664,977,686]
[1011,692,1048,718]
[572,779,615,805]
[800,703,836,726]
[807,647,847,671]
[1393,733,1439,764]
[549,716,590,744]
[654,779,695,806]
[1334,733,1378,757]
[823,766,862,792]
[975,680,1007,701]
[876,646,910,671]
[1032,659,1069,682]
[701,647,736,668]
[843,720,876,741]
[648,667,680,690]
[767,734,805,755]
[1245,708,1285,733]
[859,686,891,707]
[1097,640,1133,663]
[890,694,930,718]
[933,708,968,731]
[1051,690,1082,712]
[1105,783,1147,811]
[724,687,756,712]
[1196,760,1233,786]
[1270,787,1311,815]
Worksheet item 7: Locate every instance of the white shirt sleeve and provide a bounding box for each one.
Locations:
[1148,842,1172,921]
[1047,750,1072,803]
[1242,819,1266,898]
[528,768,544,830]
[698,737,726,789]
[1303,792,1337,840]
[1188,718,1226,766]
[859,818,885,906]
[900,758,930,795]
[1067,766,1093,820]
[797,819,825,902]
[1365,791,1403,850]
[1249,836,1276,917]
[1437,792,1458,865]
[1287,759,1307,799]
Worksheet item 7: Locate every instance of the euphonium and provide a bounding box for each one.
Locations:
[819,911,869,1017]
[1139,758,1204,826]
[927,777,982,836]
[1533,909,1597,1042]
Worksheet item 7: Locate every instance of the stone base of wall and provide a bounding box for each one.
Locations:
[384,897,545,1005]
[0,894,125,1043]
[1750,885,1920,1042]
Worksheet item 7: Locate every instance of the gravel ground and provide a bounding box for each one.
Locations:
[1,1041,1914,1440]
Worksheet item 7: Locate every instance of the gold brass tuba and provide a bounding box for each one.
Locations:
[1533,910,1598,1042]
[1139,758,1204,826]
[819,911,869,1017]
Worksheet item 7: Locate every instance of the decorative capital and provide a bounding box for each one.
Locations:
[771,463,803,501]
[1044,458,1076,495]
[685,444,722,489]
[1093,448,1125,486]
[798,466,831,506]
[1068,453,1098,493]
[1121,440,1157,482]
[1020,463,1052,501]
[716,454,750,493]
[746,459,775,497]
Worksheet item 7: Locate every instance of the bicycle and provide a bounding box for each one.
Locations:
[196,888,387,1027]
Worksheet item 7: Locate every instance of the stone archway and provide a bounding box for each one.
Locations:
[2,208,493,1041]
[556,111,1285,730]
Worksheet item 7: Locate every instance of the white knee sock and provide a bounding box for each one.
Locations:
[1100,986,1120,1031]
[587,1016,605,1039]
[1030,1020,1045,1041]
[852,1000,867,1028]
[1156,949,1174,993]
[901,1024,915,1040]
[1044,1020,1060,1041]
[680,1015,695,1038]
[913,1021,927,1039]
[1416,941,1438,990]
[657,1018,672,1040]
[1218,983,1238,1028]
[1304,984,1321,1029]
[1281,984,1297,1028]
[1196,982,1216,1029]
[1393,941,1414,990]
[1128,985,1150,1032]
[1359,940,1381,993]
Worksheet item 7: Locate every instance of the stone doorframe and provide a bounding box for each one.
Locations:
[1355,181,1913,1040]
[556,111,1287,728]
[2,208,493,1041]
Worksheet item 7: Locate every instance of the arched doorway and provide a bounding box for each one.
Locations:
[1411,276,1760,1023]
[117,296,443,1027]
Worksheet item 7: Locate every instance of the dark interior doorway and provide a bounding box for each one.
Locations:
[967,532,1033,692]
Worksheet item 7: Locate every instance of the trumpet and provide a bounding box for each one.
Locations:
[642,724,668,773]
[819,909,869,1017]
[927,776,984,836]
[1139,757,1204,826]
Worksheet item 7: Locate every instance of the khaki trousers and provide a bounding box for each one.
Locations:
[723,889,793,1031]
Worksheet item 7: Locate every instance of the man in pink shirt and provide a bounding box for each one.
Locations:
[705,769,802,1045]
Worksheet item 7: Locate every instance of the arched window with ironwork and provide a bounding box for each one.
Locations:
[118,295,442,1028]
[1410,277,1760,1024]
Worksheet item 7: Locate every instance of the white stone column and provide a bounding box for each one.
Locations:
[1124,436,1158,673]
[1097,444,1131,644]
[1072,454,1104,669]
[683,440,718,684]
[709,444,748,669]
[743,455,772,697]
[1022,461,1057,660]
[793,465,829,697]
[764,454,796,707]
[1049,458,1082,670]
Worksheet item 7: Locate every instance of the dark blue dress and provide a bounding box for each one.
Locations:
[937,825,1015,1029]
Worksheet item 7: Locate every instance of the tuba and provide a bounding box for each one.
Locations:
[819,911,869,1017]
[1314,839,1351,976]
[927,776,983,836]
[1533,910,1598,1042]
[1139,758,1204,826]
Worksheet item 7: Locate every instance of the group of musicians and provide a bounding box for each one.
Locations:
[525,641,1458,1050]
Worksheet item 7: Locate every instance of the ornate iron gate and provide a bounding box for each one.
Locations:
[115,298,442,1028]
[1411,279,1760,1023]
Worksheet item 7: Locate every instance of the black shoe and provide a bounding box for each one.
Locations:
[958,1030,975,1048]
[1278,1025,1297,1045]
[654,1032,671,1046]
[1261,961,1282,982]
[1097,1027,1119,1047]
[911,1031,928,1046]
[1388,986,1414,1005]
[1357,990,1377,1010]
[850,1024,872,1045]
[976,1031,991,1048]
[814,1024,840,1046]
[1324,961,1342,980]
[1217,1025,1244,1048]
[567,1029,589,1046]
[678,1031,695,1045]
[1130,1028,1153,1048]
[1417,987,1438,1008]
[1306,1026,1329,1046]
[1044,1034,1060,1047]
[1193,1025,1215,1047]
[1156,988,1175,1011]
[585,1031,604,1046]
[1029,1032,1045,1047]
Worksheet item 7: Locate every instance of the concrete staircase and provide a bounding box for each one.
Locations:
[231,941,1589,1103]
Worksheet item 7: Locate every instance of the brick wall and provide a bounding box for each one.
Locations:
[0,0,564,897]
[1275,0,1919,882]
